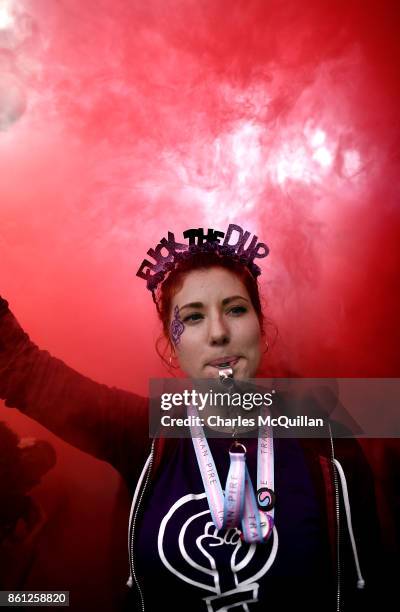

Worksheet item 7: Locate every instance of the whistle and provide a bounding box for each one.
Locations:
[218,366,234,385]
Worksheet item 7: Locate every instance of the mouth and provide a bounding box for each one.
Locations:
[207,356,241,369]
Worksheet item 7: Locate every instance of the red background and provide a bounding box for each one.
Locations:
[1,0,399,609]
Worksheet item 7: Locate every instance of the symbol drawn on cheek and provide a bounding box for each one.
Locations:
[171,305,185,346]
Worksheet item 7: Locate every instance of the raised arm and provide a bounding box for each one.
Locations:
[0,297,150,483]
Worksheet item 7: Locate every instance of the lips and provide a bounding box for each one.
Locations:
[207,356,240,367]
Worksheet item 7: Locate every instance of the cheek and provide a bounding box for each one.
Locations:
[238,316,261,347]
[174,326,204,373]
[174,332,201,376]
[175,326,198,357]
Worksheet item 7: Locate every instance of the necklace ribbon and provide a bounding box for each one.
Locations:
[187,403,274,543]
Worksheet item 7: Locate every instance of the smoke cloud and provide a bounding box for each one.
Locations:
[1,0,399,385]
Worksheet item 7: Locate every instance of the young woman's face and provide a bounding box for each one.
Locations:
[169,267,262,379]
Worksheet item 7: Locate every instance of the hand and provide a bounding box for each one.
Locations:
[0,295,9,316]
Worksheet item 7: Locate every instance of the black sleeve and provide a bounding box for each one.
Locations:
[0,299,151,482]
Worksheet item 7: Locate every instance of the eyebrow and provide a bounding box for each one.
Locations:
[179,295,249,313]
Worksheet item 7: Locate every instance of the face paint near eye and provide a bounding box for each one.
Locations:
[170,305,185,346]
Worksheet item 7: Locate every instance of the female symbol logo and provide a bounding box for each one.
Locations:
[170,305,185,346]
[257,487,275,512]
[158,492,277,609]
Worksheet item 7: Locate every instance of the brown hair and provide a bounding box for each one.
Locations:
[155,251,266,370]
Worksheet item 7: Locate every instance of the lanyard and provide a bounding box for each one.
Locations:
[187,403,275,544]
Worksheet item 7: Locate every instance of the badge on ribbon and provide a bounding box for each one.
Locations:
[257,487,275,512]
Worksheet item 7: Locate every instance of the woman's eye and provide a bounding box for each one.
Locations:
[183,313,204,323]
[228,306,247,316]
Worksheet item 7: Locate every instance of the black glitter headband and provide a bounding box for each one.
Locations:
[136,224,269,307]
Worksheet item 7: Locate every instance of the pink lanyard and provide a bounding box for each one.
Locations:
[187,404,275,544]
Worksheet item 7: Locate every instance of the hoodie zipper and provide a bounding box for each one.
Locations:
[129,440,155,612]
[328,425,341,612]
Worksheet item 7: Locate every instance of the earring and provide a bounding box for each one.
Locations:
[263,339,269,354]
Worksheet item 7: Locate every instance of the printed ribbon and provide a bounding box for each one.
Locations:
[187,404,274,544]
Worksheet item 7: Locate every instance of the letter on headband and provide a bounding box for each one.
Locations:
[136,223,269,294]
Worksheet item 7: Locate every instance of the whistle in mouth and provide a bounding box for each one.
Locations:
[218,366,234,384]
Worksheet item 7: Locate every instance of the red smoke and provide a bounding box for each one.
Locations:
[1,0,399,385]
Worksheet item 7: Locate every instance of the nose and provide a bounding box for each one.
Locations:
[208,313,230,346]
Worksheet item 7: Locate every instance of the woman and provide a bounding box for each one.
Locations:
[0,224,381,611]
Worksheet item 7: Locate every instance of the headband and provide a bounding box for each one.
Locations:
[136,223,269,306]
